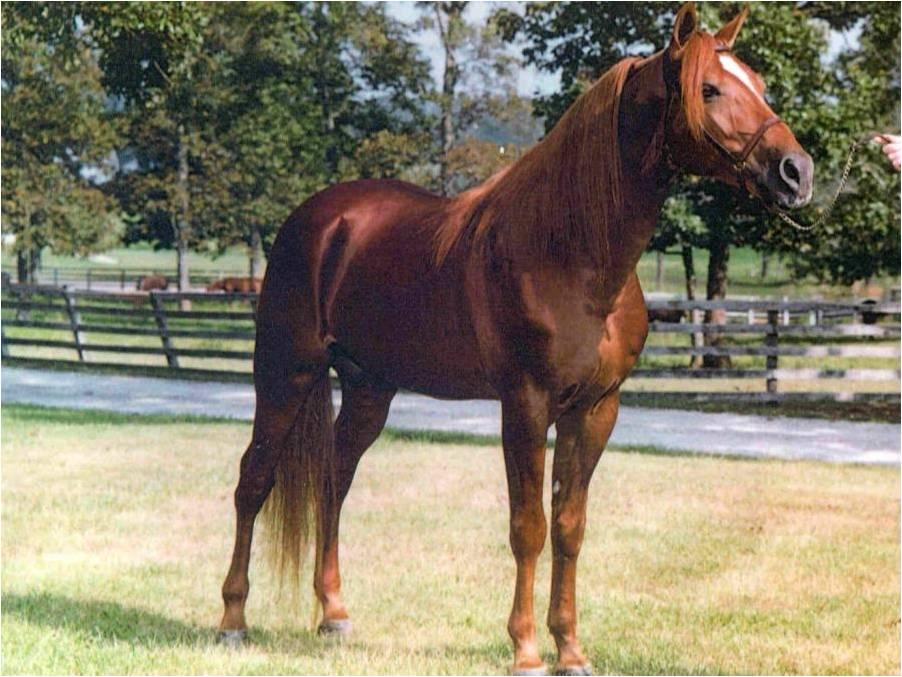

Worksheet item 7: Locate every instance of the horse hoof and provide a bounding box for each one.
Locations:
[554,665,592,676]
[512,666,549,676]
[218,629,247,649]
[317,618,353,639]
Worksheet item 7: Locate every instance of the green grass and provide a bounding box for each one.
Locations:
[2,404,899,675]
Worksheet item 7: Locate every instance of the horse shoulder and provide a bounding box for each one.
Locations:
[596,274,649,385]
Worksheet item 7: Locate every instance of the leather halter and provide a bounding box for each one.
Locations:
[703,114,783,179]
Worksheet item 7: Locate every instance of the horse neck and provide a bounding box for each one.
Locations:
[445,55,673,299]
[600,54,673,297]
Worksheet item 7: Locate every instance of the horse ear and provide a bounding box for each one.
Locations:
[715,6,749,49]
[670,3,699,53]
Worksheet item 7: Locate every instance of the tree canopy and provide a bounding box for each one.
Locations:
[1,4,123,278]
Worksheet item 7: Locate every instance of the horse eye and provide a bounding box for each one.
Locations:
[702,84,720,101]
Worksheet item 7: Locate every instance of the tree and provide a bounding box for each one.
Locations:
[1,4,122,282]
[774,2,901,287]
[420,2,528,195]
[88,3,222,294]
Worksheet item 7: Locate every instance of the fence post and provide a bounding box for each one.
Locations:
[249,294,258,324]
[690,307,703,367]
[1,321,9,358]
[766,309,779,397]
[63,290,86,362]
[16,287,32,322]
[781,296,789,326]
[53,268,59,286]
[86,268,93,291]
[150,292,180,369]
[120,269,126,290]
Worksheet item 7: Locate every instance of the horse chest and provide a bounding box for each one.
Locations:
[473,266,648,399]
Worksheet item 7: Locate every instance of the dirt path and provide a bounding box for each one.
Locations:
[2,367,898,465]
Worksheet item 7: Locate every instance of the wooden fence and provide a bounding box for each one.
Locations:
[2,283,899,402]
[1,265,237,290]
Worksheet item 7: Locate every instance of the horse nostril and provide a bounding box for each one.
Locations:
[779,156,801,192]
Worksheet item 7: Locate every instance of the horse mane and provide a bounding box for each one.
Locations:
[678,31,718,141]
[434,32,719,270]
[434,56,639,270]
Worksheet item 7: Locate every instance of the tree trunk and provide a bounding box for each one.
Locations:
[681,245,703,367]
[17,250,28,284]
[249,225,264,280]
[436,3,463,197]
[760,252,769,279]
[176,127,191,310]
[681,245,696,300]
[703,238,731,369]
[16,248,39,284]
[655,251,664,291]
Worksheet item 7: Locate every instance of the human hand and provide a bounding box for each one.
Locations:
[874,133,902,172]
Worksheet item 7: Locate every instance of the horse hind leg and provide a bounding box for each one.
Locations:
[218,362,332,646]
[314,360,396,638]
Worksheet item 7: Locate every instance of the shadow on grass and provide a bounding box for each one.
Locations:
[2,591,725,674]
[2,592,212,647]
[0,591,515,671]
[1,590,335,654]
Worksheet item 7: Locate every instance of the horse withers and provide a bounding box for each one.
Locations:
[218,5,812,674]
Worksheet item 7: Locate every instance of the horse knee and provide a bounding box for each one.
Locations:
[551,509,586,559]
[510,508,547,558]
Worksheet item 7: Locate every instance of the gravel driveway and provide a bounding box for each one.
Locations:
[2,367,898,465]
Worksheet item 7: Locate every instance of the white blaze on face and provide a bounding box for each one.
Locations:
[718,54,766,104]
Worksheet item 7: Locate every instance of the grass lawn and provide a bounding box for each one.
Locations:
[1,405,899,675]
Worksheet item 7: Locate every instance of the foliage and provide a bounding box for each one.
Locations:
[444,138,520,192]
[3,3,435,269]
[0,4,122,267]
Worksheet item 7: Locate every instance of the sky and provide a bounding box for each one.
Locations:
[385,1,561,97]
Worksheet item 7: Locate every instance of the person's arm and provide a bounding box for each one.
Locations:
[875,134,902,172]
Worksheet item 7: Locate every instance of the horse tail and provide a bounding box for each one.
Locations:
[261,365,336,591]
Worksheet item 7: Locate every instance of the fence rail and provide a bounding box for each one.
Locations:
[1,265,242,290]
[2,283,899,403]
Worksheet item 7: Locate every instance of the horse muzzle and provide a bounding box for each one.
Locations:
[765,151,814,210]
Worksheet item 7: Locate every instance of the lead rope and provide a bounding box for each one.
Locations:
[774,133,880,232]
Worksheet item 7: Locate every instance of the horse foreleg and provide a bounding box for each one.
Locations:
[501,390,551,675]
[315,376,396,637]
[547,390,620,676]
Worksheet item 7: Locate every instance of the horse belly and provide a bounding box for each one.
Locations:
[334,288,494,399]
[328,242,495,400]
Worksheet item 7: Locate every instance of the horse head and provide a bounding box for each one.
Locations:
[662,3,813,210]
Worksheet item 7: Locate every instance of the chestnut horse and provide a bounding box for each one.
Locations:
[218,5,813,674]
[206,276,263,293]
[135,274,169,292]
